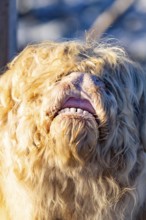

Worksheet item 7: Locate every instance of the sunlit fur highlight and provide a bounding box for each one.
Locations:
[0,41,146,220]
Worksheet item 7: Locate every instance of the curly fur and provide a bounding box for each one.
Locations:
[0,41,146,220]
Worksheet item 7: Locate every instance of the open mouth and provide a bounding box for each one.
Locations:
[57,97,97,119]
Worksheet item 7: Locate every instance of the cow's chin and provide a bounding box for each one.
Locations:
[49,112,99,167]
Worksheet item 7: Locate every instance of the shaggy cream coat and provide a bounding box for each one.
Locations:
[0,41,146,220]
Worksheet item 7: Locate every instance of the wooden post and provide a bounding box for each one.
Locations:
[0,0,17,71]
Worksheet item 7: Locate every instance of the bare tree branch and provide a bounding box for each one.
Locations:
[86,0,135,42]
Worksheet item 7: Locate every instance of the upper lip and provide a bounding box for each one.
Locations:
[61,97,96,115]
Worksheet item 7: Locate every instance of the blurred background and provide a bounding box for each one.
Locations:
[0,0,146,70]
[17,0,146,68]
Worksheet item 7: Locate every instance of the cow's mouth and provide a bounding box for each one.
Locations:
[57,97,97,121]
[49,96,99,165]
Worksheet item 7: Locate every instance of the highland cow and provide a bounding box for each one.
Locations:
[0,41,146,220]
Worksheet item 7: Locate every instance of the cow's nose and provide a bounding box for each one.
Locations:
[64,72,104,91]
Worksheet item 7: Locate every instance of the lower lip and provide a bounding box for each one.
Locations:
[62,97,95,114]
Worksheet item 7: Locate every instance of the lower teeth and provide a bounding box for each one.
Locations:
[58,108,92,117]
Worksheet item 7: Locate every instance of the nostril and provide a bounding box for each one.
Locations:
[92,75,104,87]
[93,76,99,84]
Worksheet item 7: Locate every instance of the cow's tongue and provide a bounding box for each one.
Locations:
[62,97,95,114]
